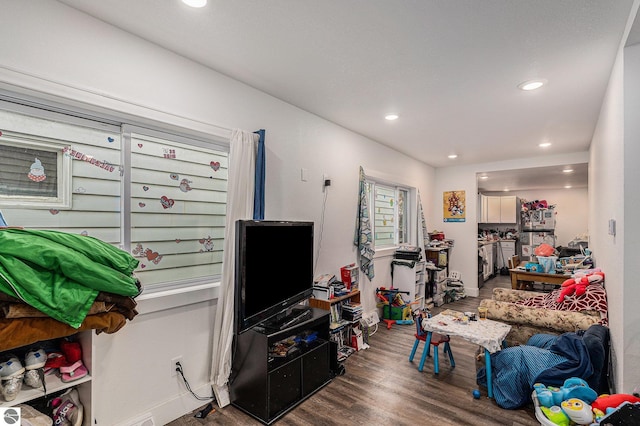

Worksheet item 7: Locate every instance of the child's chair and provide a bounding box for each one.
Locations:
[408,309,455,374]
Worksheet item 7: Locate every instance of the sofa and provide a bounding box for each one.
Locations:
[478,284,608,347]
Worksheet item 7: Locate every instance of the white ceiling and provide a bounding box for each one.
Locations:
[56,0,635,187]
[477,163,588,193]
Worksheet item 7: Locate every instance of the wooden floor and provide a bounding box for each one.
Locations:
[168,275,540,426]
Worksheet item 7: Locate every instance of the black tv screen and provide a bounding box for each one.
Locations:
[235,220,314,333]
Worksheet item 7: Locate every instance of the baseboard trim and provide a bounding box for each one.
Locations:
[113,383,215,426]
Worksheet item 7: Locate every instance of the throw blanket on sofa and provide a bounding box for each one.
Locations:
[515,283,608,325]
[477,325,608,409]
[0,229,140,328]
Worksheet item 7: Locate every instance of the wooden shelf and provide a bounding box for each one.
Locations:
[309,290,360,311]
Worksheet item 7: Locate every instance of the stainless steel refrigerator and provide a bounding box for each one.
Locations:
[519,208,556,260]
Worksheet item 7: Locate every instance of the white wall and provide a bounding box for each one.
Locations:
[0,1,435,424]
[623,42,640,392]
[433,152,589,297]
[589,36,640,393]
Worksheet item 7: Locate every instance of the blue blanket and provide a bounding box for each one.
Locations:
[477,332,594,409]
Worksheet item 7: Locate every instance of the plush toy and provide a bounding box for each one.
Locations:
[534,378,598,408]
[561,398,593,424]
[557,270,605,303]
[591,393,640,413]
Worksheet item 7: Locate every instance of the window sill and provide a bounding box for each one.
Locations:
[137,281,220,315]
[373,246,398,259]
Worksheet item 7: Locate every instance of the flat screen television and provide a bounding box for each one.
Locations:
[235,220,314,334]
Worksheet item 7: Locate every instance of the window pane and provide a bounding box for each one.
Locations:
[130,133,228,287]
[373,184,395,247]
[398,189,408,244]
[0,144,58,198]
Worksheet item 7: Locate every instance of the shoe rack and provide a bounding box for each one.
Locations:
[0,331,93,425]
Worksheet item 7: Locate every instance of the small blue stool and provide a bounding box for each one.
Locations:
[409,312,455,374]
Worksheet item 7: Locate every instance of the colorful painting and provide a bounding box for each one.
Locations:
[443,190,466,222]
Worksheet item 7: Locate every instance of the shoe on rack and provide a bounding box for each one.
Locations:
[0,354,25,378]
[1,374,24,402]
[25,348,47,370]
[52,388,83,426]
[1,355,26,401]
[23,348,47,389]
[60,341,82,364]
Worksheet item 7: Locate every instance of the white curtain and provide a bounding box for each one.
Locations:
[210,129,258,407]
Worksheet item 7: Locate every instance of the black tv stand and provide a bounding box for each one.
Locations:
[230,307,331,424]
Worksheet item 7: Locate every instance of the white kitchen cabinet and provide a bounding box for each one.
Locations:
[478,195,517,224]
[500,196,517,223]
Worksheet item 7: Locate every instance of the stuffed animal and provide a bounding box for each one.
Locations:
[557,270,604,303]
[591,393,640,413]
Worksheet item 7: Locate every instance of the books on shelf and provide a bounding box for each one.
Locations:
[341,302,362,322]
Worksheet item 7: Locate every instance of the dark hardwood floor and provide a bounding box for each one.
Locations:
[169,275,540,425]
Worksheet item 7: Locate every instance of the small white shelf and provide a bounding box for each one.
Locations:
[0,372,91,407]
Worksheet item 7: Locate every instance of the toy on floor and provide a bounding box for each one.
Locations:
[591,393,640,413]
[561,398,593,424]
[472,389,481,399]
[534,378,599,425]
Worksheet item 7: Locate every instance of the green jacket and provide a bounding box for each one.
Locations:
[0,229,140,328]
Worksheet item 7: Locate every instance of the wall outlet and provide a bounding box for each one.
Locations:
[171,356,183,377]
[323,174,331,190]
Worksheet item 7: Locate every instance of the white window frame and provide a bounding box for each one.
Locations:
[366,178,415,252]
[121,125,229,293]
[0,132,72,209]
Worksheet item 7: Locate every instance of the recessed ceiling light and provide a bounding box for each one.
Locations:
[564,185,572,189]
[539,142,552,148]
[480,175,489,180]
[563,168,574,173]
[385,114,399,121]
[518,79,547,91]
[503,188,510,192]
[448,154,458,159]
[182,0,207,7]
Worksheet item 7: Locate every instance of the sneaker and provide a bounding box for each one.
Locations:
[1,374,24,402]
[0,355,25,378]
[52,388,83,426]
[25,348,47,370]
[23,368,45,389]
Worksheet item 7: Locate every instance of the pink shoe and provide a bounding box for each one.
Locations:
[59,360,89,383]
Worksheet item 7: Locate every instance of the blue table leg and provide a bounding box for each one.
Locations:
[485,349,493,398]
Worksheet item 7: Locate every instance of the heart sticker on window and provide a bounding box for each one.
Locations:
[210,161,220,171]
[160,196,175,209]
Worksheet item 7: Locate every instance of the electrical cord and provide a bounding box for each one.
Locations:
[313,185,329,275]
[175,362,215,402]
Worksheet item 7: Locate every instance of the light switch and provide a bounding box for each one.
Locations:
[301,168,308,182]
[608,219,616,236]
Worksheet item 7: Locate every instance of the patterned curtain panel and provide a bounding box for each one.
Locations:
[418,191,429,251]
[354,166,375,280]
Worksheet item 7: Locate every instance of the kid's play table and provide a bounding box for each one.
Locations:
[422,309,511,399]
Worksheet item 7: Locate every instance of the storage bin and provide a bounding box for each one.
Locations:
[382,305,405,320]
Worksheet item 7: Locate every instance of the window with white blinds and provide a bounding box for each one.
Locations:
[129,133,227,287]
[0,105,229,292]
[367,180,409,248]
